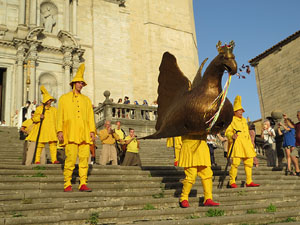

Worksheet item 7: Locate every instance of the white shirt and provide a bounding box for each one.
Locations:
[207,134,217,147]
[263,127,276,144]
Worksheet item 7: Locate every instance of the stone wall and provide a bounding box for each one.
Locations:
[82,0,199,105]
[253,36,300,122]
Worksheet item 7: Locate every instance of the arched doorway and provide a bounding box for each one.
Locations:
[38,73,58,106]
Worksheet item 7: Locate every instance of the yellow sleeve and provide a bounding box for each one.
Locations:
[57,96,64,133]
[32,106,42,123]
[99,129,109,141]
[174,136,182,149]
[166,138,173,147]
[113,132,120,140]
[124,135,131,144]
[21,119,32,128]
[87,98,96,133]
[53,107,57,131]
[225,123,234,142]
[125,136,130,141]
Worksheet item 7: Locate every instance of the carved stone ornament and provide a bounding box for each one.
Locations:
[57,30,79,48]
[0,25,8,39]
[27,42,39,61]
[40,2,58,33]
[104,0,126,7]
[26,27,44,40]
[16,43,27,62]
[62,47,73,67]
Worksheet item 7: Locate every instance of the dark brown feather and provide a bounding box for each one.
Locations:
[156,52,190,131]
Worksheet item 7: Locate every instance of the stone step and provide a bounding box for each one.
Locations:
[1,194,300,218]
[1,172,298,185]
[0,174,163,182]
[132,209,300,225]
[0,163,278,171]
[0,181,162,192]
[1,126,299,225]
[2,186,300,211]
[2,200,300,225]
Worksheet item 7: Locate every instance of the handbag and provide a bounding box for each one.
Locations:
[121,144,127,152]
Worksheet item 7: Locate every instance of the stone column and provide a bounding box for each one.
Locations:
[29,0,37,26]
[16,43,26,110]
[65,0,70,31]
[72,52,80,76]
[0,0,7,25]
[18,0,26,25]
[27,43,38,102]
[72,0,77,35]
[62,47,73,93]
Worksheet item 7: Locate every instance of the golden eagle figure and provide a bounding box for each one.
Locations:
[144,41,238,139]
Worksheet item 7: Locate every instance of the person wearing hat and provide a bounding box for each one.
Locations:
[57,64,96,192]
[27,86,58,164]
[178,134,219,208]
[166,136,182,166]
[225,95,260,188]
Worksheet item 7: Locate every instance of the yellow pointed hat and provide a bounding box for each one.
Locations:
[70,64,87,86]
[41,85,55,104]
[233,95,245,112]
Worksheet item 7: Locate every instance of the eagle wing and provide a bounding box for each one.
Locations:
[191,57,208,89]
[156,52,191,131]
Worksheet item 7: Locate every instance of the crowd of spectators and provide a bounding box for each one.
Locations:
[257,112,300,176]
[111,96,157,120]
[98,120,141,166]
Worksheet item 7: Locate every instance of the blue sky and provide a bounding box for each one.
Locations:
[193,0,300,121]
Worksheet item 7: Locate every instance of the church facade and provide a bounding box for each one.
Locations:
[0,0,199,124]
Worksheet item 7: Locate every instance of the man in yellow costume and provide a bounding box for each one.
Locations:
[122,128,141,166]
[20,110,46,165]
[225,95,260,188]
[57,64,96,192]
[114,121,126,164]
[99,120,120,165]
[179,135,219,208]
[166,136,182,166]
[27,86,58,164]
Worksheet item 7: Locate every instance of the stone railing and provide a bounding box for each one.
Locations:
[94,91,158,137]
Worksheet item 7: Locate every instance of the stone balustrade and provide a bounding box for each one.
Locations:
[94,91,158,137]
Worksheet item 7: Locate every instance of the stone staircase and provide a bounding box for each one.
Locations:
[0,126,300,225]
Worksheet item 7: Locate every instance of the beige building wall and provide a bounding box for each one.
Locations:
[81,0,199,104]
[251,35,300,122]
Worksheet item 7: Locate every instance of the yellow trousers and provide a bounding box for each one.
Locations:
[229,157,253,185]
[35,142,57,163]
[64,143,90,189]
[180,166,213,202]
[174,147,180,162]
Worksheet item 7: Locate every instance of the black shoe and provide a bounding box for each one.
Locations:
[272,167,283,171]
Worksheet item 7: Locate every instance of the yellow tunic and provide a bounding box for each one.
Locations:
[115,129,125,140]
[225,116,256,158]
[27,105,57,142]
[178,135,210,167]
[125,136,139,153]
[99,129,120,144]
[166,136,182,149]
[21,119,34,137]
[57,91,96,145]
